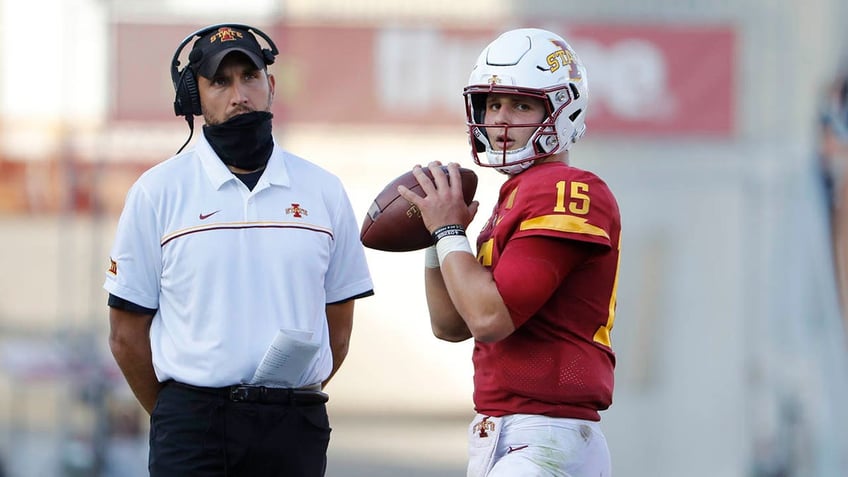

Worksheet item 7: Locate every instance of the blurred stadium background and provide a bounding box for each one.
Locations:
[0,0,847,476]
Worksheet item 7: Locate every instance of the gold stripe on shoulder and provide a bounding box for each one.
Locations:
[519,214,609,239]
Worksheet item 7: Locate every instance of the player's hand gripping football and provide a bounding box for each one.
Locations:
[398,161,480,234]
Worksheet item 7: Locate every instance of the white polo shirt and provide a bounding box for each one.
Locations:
[104,134,373,388]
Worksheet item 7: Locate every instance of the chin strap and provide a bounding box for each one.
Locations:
[176,114,195,154]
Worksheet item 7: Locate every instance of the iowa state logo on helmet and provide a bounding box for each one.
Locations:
[546,39,582,82]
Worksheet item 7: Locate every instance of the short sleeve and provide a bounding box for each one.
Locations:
[103,181,162,309]
[323,181,374,303]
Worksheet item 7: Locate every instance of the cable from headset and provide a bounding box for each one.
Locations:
[176,115,194,154]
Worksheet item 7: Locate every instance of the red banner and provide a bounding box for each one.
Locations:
[114,22,735,136]
[568,24,735,136]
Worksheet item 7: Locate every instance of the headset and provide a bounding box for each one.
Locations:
[170,23,279,152]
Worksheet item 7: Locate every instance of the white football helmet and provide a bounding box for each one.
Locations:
[464,28,588,175]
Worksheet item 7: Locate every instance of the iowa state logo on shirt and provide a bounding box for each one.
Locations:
[286,203,308,218]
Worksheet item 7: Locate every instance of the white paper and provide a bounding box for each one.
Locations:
[248,329,319,387]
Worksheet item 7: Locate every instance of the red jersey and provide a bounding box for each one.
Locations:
[473,161,621,421]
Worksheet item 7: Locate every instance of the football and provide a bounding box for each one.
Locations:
[360,166,478,252]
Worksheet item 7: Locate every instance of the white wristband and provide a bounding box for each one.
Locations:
[436,235,474,266]
[424,245,440,269]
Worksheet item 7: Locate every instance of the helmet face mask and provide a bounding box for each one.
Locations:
[464,28,588,175]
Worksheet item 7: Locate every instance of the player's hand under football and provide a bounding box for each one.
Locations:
[398,161,479,234]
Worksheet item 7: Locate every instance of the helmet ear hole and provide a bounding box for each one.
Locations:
[569,109,582,122]
[569,83,581,100]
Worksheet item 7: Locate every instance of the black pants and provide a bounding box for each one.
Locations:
[149,382,331,477]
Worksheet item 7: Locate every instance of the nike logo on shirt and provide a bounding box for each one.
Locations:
[199,210,221,220]
[507,445,529,454]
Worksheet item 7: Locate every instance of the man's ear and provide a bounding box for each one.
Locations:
[267,73,276,97]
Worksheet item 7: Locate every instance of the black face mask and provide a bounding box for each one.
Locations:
[203,111,274,171]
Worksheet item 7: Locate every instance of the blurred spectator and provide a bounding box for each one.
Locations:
[818,73,848,325]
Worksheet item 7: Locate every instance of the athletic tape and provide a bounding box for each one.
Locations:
[436,235,474,266]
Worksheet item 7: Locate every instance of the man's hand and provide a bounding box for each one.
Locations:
[398,161,479,234]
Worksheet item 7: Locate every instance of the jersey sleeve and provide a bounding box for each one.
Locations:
[494,236,592,327]
[103,180,163,309]
[323,179,374,304]
[511,169,618,249]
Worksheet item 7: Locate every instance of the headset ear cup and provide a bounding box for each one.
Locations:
[183,69,202,116]
[174,68,202,117]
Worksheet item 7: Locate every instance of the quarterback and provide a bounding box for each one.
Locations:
[399,28,621,477]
